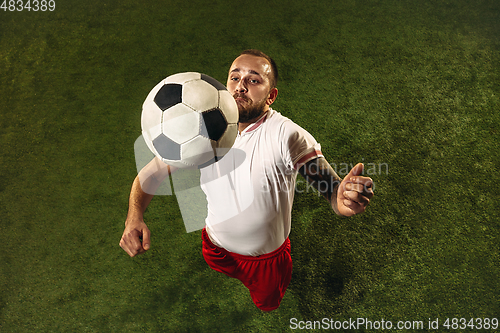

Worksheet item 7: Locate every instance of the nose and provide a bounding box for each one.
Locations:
[235,80,247,93]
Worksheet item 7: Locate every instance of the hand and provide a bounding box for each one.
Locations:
[336,163,374,217]
[119,219,151,257]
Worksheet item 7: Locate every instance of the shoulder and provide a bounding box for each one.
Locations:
[264,108,310,138]
[264,108,322,169]
[269,109,318,146]
[263,108,288,127]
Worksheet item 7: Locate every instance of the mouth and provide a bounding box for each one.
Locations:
[233,94,249,103]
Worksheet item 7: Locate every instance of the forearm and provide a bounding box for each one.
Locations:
[126,175,155,223]
[298,157,343,215]
[121,175,155,257]
[330,189,341,216]
[126,157,174,223]
[326,180,343,216]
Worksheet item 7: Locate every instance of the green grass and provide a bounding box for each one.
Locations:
[1,0,499,332]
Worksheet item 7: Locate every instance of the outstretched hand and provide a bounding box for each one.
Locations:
[119,219,151,257]
[335,163,374,217]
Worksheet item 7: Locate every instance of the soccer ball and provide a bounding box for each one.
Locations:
[141,72,238,169]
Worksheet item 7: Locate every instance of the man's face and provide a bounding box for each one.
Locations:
[227,54,276,123]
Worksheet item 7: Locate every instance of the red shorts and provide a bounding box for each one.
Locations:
[202,228,293,311]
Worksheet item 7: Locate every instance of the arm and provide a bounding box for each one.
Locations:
[119,157,175,257]
[298,157,373,216]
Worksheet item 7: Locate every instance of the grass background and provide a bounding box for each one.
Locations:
[0,0,499,332]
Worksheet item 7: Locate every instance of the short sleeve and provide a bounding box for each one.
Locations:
[279,120,323,171]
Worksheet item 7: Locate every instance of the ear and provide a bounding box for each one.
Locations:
[266,88,278,106]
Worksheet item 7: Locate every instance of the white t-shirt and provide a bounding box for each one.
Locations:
[200,108,322,256]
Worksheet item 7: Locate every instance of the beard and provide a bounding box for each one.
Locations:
[234,93,268,123]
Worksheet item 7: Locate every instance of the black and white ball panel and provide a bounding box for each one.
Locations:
[201,109,227,142]
[162,103,200,143]
[218,90,239,124]
[154,84,182,111]
[200,73,227,91]
[182,79,219,112]
[141,72,238,168]
[152,133,181,161]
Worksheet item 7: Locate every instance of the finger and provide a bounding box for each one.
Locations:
[340,167,368,189]
[142,227,151,251]
[346,183,374,199]
[343,199,367,214]
[349,176,373,186]
[127,230,143,253]
[120,236,139,257]
[339,164,363,194]
[342,199,363,214]
[120,240,136,257]
[363,187,374,199]
[343,199,356,209]
[344,163,364,179]
[122,230,145,257]
[345,183,367,192]
[343,190,370,205]
[348,178,374,196]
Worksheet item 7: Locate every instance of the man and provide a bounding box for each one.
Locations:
[120,50,374,311]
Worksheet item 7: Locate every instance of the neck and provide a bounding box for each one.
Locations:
[238,109,269,133]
